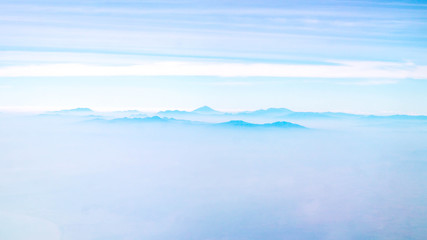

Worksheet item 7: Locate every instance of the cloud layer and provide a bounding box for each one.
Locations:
[1,61,426,79]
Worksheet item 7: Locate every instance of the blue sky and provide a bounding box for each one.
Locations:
[1,0,427,114]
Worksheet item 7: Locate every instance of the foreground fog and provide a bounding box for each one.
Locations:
[1,111,427,240]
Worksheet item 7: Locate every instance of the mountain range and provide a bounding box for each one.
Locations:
[98,117,306,129]
[46,106,427,123]
[157,106,427,120]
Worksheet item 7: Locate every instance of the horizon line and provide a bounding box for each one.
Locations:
[1,105,427,116]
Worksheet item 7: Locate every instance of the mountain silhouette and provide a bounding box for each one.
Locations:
[111,116,177,123]
[52,108,93,113]
[192,106,221,114]
[217,120,305,128]
[104,117,306,129]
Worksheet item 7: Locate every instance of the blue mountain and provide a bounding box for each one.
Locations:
[103,116,306,129]
[110,116,187,124]
[52,108,93,113]
[283,112,333,119]
[217,120,305,129]
[192,106,221,114]
[266,121,306,128]
[234,108,293,117]
[158,110,190,115]
[158,106,222,116]
[217,120,258,127]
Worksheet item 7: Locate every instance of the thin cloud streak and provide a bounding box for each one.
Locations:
[0,61,426,79]
[336,79,399,86]
[2,3,426,19]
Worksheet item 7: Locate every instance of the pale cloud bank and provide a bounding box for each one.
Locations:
[1,61,426,79]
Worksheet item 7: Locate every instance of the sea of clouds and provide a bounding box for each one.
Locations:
[1,111,427,240]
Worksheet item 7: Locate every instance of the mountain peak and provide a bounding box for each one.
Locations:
[51,108,93,113]
[192,106,219,114]
[67,108,93,112]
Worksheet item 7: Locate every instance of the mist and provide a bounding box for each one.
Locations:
[1,111,427,240]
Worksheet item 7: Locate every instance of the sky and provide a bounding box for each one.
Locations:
[1,0,427,114]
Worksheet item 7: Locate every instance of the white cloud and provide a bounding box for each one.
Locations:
[337,79,399,86]
[0,61,426,79]
[0,51,149,65]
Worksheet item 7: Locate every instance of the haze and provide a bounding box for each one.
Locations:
[1,108,427,239]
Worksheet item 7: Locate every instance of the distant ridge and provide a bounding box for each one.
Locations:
[52,108,93,113]
[235,108,293,117]
[217,120,305,129]
[217,120,257,127]
[267,121,306,128]
[110,116,186,124]
[250,108,293,115]
[192,106,221,114]
[284,112,333,119]
[102,117,306,129]
[157,106,222,116]
[157,110,189,115]
[55,107,427,122]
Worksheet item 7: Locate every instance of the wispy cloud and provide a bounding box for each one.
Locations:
[0,61,425,79]
[2,0,426,67]
[337,79,399,86]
